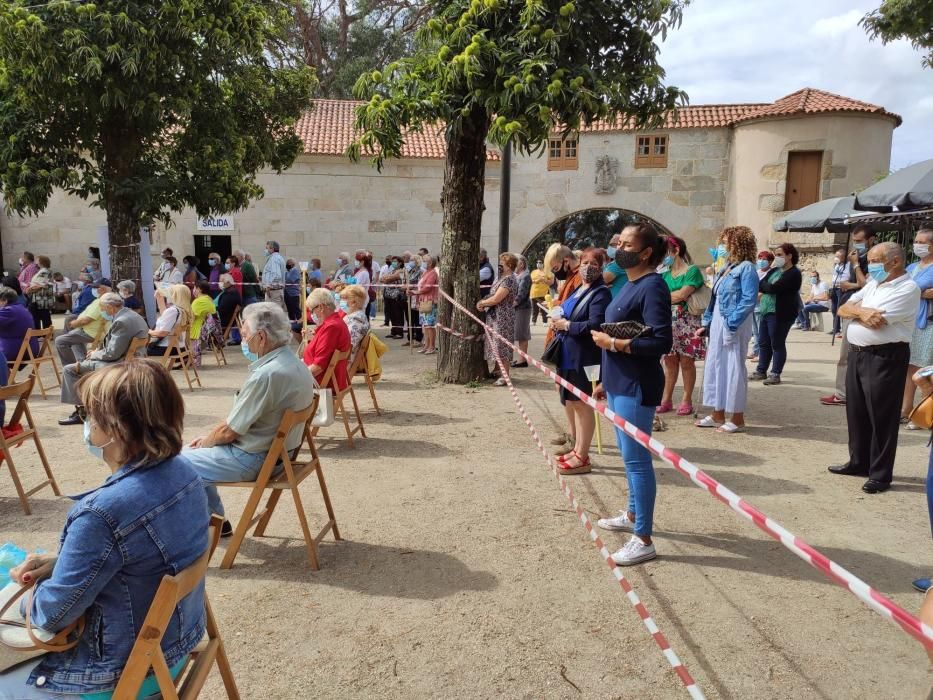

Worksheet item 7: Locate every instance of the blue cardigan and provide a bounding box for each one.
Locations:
[558,282,612,371]
[601,273,673,407]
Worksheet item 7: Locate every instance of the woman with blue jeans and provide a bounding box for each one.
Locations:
[751,243,802,386]
[0,360,210,697]
[592,223,672,566]
[748,251,774,361]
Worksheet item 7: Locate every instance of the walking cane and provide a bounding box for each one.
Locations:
[298,261,309,358]
[404,267,414,355]
[584,364,603,455]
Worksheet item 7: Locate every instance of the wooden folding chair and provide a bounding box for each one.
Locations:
[218,399,340,571]
[209,316,227,368]
[160,325,202,391]
[7,327,61,398]
[350,334,381,415]
[123,335,150,361]
[112,514,240,700]
[0,377,61,514]
[222,307,241,344]
[310,349,366,448]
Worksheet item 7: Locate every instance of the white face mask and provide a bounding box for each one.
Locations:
[772,257,786,268]
[914,244,931,258]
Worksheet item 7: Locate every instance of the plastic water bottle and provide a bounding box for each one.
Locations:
[549,306,564,321]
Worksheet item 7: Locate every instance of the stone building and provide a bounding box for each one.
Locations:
[0,88,900,275]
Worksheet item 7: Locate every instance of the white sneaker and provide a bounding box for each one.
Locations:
[597,511,635,532]
[906,421,921,431]
[611,536,657,566]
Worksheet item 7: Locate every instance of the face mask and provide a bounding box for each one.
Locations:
[406,262,416,271]
[241,337,259,362]
[265,249,272,257]
[772,256,786,268]
[580,264,601,284]
[83,421,113,461]
[85,266,93,273]
[914,244,930,258]
[17,258,23,266]
[206,259,215,267]
[286,264,294,270]
[615,249,645,270]
[756,259,768,270]
[536,263,543,270]
[91,288,99,298]
[421,263,428,272]
[391,262,399,270]
[662,255,674,268]
[311,312,321,325]
[75,281,84,290]
[553,262,568,281]
[224,263,232,271]
[854,243,867,254]
[810,277,819,285]
[606,246,617,259]
[120,292,130,299]
[867,262,889,283]
[717,244,728,259]
[339,301,350,313]
[101,309,114,321]
[336,259,344,267]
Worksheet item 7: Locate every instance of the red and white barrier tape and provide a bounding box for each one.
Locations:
[435,323,484,342]
[475,330,704,698]
[440,288,933,651]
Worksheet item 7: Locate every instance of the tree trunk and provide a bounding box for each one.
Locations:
[105,197,142,291]
[437,108,490,384]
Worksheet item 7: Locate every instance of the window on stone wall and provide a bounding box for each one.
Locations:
[547,135,579,171]
[635,135,668,168]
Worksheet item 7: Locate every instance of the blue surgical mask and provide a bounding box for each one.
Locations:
[391,262,399,270]
[421,263,428,272]
[406,261,415,271]
[810,277,819,285]
[336,259,344,267]
[867,262,889,283]
[91,288,99,298]
[311,313,321,325]
[606,246,617,259]
[339,301,350,313]
[83,421,113,461]
[756,259,768,270]
[662,255,674,267]
[208,259,216,267]
[101,310,113,321]
[717,244,728,258]
[241,337,259,363]
[854,243,867,254]
[264,249,272,257]
[224,263,232,271]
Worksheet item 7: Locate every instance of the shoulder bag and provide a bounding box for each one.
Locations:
[0,580,86,672]
[685,283,711,317]
[909,393,933,430]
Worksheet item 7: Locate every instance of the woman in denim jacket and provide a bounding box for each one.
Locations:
[1,360,210,697]
[695,225,760,434]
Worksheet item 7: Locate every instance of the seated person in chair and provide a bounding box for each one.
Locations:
[0,285,38,374]
[183,302,315,533]
[796,270,832,331]
[302,288,351,391]
[58,292,150,426]
[147,284,192,357]
[55,277,112,365]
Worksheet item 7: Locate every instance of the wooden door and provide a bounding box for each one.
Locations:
[785,151,823,211]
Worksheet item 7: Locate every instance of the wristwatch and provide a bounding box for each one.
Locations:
[610,338,617,352]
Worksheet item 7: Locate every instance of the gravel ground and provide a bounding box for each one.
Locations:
[1,321,932,699]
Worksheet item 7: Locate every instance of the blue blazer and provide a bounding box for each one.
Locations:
[559,282,612,371]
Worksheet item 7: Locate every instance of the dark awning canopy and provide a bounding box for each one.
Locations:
[773,196,857,233]
[854,159,933,212]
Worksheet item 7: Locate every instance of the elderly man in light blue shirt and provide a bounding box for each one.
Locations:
[261,240,288,312]
[183,302,315,533]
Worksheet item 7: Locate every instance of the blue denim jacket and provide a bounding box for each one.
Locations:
[26,455,210,694]
[703,260,759,332]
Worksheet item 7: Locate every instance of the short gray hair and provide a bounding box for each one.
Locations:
[99,292,124,308]
[338,251,349,262]
[266,240,281,252]
[0,286,18,304]
[241,302,291,347]
[307,288,337,311]
[877,241,906,263]
[516,254,527,270]
[117,280,136,294]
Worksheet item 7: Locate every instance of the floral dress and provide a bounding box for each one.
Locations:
[663,265,707,360]
[484,274,516,364]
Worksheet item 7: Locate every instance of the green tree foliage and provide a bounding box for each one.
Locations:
[348,0,688,383]
[285,0,429,98]
[0,0,315,281]
[862,0,933,68]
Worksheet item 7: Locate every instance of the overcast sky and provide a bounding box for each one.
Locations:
[658,0,933,171]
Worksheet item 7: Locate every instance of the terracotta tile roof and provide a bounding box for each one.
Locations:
[731,88,902,126]
[295,99,500,160]
[294,90,900,159]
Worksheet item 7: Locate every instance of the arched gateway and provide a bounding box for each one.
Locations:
[521,208,672,265]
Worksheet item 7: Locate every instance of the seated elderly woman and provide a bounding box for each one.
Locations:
[303,288,351,390]
[116,279,141,311]
[0,360,210,696]
[339,284,371,357]
[148,284,192,356]
[183,303,315,530]
[215,273,243,345]
[190,281,217,366]
[0,285,38,367]
[58,291,150,426]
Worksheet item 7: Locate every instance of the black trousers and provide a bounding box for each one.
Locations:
[845,342,910,484]
[386,296,406,336]
[531,297,546,324]
[407,307,423,343]
[284,293,301,322]
[830,288,843,334]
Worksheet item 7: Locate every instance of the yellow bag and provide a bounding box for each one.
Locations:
[909,393,933,430]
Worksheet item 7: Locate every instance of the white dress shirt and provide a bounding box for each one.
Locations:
[846,273,921,346]
[809,281,831,309]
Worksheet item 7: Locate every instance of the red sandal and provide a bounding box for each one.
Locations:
[557,450,592,475]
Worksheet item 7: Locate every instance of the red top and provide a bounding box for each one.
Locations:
[228,267,244,299]
[303,312,351,391]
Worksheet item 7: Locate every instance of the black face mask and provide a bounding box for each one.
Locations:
[553,262,568,281]
[616,248,646,270]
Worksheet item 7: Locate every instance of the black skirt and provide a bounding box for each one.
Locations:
[557,366,592,405]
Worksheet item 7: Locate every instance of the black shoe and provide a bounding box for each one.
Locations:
[749,371,767,381]
[220,520,233,538]
[828,464,869,477]
[225,340,240,346]
[511,361,528,368]
[58,412,82,426]
[862,479,890,494]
